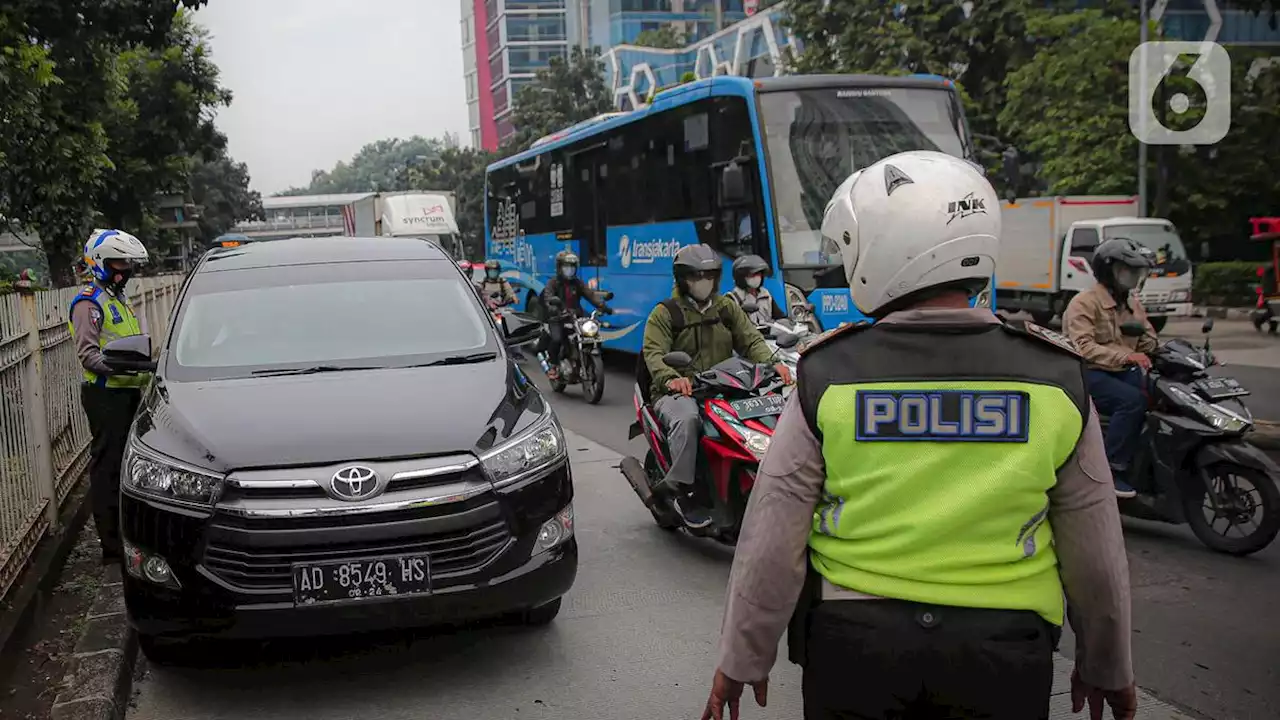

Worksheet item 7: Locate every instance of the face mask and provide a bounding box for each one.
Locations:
[746,275,763,290]
[110,267,133,287]
[1113,267,1142,291]
[689,278,715,302]
[561,266,576,279]
[486,270,499,280]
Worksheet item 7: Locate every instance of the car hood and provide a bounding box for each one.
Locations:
[133,360,545,471]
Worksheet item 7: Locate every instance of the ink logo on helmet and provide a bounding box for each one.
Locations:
[617,234,682,269]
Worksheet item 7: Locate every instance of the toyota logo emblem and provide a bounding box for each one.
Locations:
[331,465,378,500]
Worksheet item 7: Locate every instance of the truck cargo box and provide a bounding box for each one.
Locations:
[997,196,1138,292]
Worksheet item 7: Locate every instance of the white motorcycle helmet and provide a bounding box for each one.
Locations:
[821,151,1001,317]
[84,229,149,286]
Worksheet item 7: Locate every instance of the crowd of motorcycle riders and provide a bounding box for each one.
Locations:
[74,149,1225,719]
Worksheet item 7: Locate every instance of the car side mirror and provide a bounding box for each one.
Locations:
[1201,317,1215,334]
[1119,321,1147,337]
[501,314,541,346]
[102,335,157,373]
[663,351,693,369]
[720,162,746,205]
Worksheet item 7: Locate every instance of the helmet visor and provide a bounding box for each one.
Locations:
[1113,266,1145,291]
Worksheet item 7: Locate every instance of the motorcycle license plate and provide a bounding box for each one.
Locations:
[730,394,786,420]
[1192,377,1250,400]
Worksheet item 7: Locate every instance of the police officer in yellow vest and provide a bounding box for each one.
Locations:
[701,152,1137,720]
[70,229,151,564]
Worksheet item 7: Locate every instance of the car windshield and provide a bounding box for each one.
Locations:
[759,87,972,270]
[1103,223,1192,275]
[169,260,494,381]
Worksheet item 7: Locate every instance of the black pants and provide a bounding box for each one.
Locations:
[80,384,142,560]
[802,599,1057,720]
[536,321,569,364]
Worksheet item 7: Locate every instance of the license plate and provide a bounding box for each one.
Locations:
[1145,305,1169,314]
[292,554,430,605]
[729,394,786,420]
[1193,377,1250,401]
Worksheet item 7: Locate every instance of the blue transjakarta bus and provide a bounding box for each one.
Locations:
[484,73,993,354]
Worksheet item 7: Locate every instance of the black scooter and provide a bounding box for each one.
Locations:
[1114,318,1280,555]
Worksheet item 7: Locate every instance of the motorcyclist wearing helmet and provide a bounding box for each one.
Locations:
[1063,238,1159,498]
[478,259,517,309]
[702,152,1134,720]
[535,250,612,380]
[728,254,786,327]
[68,229,152,564]
[641,244,793,529]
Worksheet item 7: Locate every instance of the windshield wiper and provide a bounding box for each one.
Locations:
[410,352,499,367]
[250,365,381,377]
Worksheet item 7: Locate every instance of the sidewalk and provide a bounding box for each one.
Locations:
[563,431,1202,720]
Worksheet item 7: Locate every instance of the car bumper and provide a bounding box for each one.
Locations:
[121,462,576,640]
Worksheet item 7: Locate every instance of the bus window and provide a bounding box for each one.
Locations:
[569,146,608,266]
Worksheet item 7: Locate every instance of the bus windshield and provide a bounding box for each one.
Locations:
[1103,223,1192,275]
[758,87,972,269]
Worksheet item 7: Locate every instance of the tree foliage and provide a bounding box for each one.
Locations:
[278,136,448,196]
[632,25,686,49]
[190,148,263,241]
[408,146,492,260]
[505,46,614,151]
[0,0,226,284]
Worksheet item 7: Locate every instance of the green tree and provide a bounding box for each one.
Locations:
[409,146,493,260]
[278,136,447,195]
[633,24,686,49]
[505,46,614,152]
[190,146,264,241]
[98,11,232,259]
[998,11,1139,195]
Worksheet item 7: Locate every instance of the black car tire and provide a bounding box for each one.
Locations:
[137,634,192,667]
[522,597,562,625]
[1184,464,1280,556]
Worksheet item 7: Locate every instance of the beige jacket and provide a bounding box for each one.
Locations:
[1063,284,1159,372]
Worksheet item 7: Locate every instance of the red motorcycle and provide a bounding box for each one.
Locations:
[620,353,785,544]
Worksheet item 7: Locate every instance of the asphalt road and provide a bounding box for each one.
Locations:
[126,350,1279,720]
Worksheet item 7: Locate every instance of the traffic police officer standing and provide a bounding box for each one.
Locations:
[701,152,1137,720]
[70,229,152,564]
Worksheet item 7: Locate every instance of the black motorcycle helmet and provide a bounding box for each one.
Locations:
[555,250,580,279]
[731,254,770,290]
[673,244,722,295]
[1092,238,1154,295]
[484,259,501,280]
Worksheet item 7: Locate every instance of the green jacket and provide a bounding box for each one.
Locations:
[642,291,774,400]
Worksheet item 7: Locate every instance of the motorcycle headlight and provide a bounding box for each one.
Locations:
[710,405,772,460]
[580,320,599,337]
[480,413,568,487]
[1167,385,1252,434]
[975,287,992,308]
[123,443,224,505]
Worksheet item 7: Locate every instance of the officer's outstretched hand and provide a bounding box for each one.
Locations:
[700,668,767,720]
[1070,669,1137,720]
[773,363,793,385]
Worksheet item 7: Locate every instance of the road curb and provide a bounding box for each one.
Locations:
[48,564,137,720]
[1193,306,1255,321]
[0,479,93,682]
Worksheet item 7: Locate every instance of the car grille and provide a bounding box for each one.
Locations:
[202,513,511,592]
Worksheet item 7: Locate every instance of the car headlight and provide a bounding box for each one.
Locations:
[1167,385,1252,433]
[480,413,568,487]
[1170,290,1190,302]
[123,443,224,505]
[580,320,599,337]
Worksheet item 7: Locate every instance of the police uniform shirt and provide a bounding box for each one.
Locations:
[714,307,1134,692]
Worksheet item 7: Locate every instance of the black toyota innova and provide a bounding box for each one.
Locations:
[102,237,575,663]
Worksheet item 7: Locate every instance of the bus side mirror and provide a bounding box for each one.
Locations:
[721,162,746,205]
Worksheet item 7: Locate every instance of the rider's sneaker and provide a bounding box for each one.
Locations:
[1113,479,1138,498]
[673,494,712,529]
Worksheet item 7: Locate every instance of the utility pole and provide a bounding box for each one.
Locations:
[1138,0,1149,217]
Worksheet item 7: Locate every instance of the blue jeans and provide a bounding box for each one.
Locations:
[1085,367,1146,469]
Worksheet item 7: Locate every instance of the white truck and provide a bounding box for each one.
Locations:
[351,191,466,259]
[995,196,1192,331]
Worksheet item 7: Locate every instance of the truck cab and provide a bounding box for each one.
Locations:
[1065,217,1193,331]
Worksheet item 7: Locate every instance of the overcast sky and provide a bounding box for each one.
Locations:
[196,0,470,195]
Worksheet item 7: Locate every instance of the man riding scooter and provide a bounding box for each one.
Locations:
[478,259,517,309]
[535,251,612,381]
[727,254,787,327]
[641,244,793,528]
[1063,238,1159,498]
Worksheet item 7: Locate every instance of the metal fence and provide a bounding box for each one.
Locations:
[0,275,183,602]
